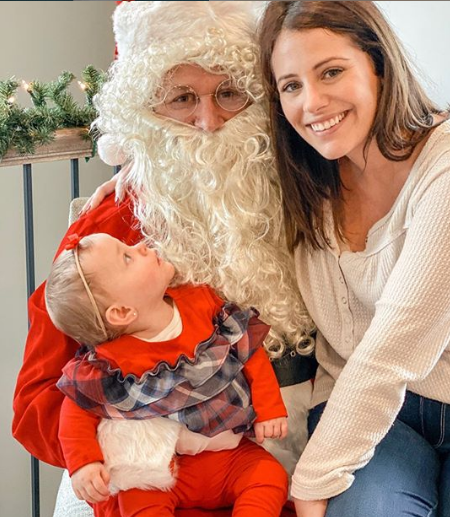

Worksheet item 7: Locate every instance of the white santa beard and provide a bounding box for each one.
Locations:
[123,104,312,356]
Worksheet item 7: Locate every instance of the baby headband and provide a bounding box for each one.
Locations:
[65,234,108,340]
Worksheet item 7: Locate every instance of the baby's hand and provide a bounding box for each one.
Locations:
[71,462,111,504]
[254,417,288,444]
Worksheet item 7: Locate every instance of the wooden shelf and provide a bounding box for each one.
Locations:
[0,128,93,168]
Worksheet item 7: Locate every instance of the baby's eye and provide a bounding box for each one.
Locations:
[124,253,132,264]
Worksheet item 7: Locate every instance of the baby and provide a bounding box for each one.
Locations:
[45,233,289,516]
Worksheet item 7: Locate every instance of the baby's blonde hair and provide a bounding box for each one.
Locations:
[45,236,126,347]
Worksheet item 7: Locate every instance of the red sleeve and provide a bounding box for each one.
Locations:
[202,285,286,422]
[243,348,287,423]
[12,194,142,467]
[59,398,104,476]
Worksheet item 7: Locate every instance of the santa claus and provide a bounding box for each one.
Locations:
[13,2,316,516]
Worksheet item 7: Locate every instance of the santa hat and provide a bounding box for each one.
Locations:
[97,1,265,166]
[114,1,261,61]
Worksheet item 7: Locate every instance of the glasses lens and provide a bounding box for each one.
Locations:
[216,81,249,112]
[164,86,198,116]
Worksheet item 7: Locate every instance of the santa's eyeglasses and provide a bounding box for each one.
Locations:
[159,79,250,119]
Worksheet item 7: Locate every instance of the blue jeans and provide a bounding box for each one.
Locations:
[308,391,450,517]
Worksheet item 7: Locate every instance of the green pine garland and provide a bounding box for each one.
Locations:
[0,65,107,160]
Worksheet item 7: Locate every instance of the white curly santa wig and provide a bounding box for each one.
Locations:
[96,1,265,165]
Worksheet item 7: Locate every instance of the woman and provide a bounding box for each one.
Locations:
[259,2,450,516]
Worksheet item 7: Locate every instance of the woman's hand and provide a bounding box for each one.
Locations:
[293,498,328,517]
[80,162,132,215]
[71,462,111,504]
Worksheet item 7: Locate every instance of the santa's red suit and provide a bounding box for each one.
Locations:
[13,194,295,517]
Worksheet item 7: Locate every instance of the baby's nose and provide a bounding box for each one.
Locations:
[135,242,148,254]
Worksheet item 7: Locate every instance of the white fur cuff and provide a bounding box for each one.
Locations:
[97,417,181,494]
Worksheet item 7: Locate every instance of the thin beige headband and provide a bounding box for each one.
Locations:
[65,234,108,341]
[73,247,108,341]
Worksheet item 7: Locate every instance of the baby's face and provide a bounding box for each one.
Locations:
[80,234,175,311]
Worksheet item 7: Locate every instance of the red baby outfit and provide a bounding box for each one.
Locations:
[58,286,288,516]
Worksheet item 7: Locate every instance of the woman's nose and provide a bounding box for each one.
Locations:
[303,83,329,114]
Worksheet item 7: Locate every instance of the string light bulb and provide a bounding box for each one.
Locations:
[7,96,16,104]
[21,80,32,92]
[78,81,87,91]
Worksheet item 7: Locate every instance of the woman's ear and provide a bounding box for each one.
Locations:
[105,305,138,327]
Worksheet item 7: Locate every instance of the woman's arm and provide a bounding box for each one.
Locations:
[291,153,450,500]
[294,499,328,517]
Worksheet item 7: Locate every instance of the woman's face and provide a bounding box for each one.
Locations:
[271,28,380,162]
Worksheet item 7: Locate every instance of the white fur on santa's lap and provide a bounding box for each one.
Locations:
[97,417,181,494]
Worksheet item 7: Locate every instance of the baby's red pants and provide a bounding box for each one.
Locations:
[117,438,288,517]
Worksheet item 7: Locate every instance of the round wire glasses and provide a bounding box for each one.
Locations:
[159,79,250,119]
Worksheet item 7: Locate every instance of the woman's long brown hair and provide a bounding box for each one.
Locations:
[259,1,443,251]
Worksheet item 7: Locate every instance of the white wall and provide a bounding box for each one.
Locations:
[0,2,115,516]
[376,1,450,107]
[1,2,449,517]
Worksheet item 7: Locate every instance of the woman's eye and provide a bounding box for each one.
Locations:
[124,253,132,263]
[281,81,302,94]
[323,68,343,80]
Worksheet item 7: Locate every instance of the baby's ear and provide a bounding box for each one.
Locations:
[105,305,137,327]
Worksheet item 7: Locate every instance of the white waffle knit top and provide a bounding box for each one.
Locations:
[291,119,450,500]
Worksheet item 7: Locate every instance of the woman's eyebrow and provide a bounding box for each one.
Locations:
[277,57,350,86]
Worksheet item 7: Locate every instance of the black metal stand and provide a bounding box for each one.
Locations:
[23,163,40,517]
[22,159,82,516]
[71,159,80,200]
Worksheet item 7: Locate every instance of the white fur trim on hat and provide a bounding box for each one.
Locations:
[97,134,127,166]
[113,1,263,60]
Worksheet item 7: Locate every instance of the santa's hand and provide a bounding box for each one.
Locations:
[71,462,111,504]
[80,162,132,215]
[254,417,288,443]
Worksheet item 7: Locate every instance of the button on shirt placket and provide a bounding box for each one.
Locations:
[337,259,354,352]
[326,235,355,354]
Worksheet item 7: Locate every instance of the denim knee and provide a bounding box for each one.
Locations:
[325,420,439,517]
